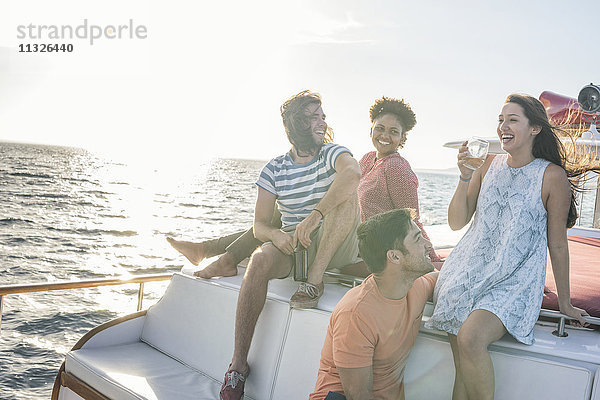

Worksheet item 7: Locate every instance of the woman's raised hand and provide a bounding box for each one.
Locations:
[457,141,474,180]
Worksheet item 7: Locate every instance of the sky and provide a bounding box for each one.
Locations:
[1,0,599,170]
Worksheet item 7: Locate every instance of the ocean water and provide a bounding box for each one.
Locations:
[0,142,596,399]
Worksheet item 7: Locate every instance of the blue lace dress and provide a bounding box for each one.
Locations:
[426,155,551,344]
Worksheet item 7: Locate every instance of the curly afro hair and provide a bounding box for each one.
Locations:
[369,97,417,149]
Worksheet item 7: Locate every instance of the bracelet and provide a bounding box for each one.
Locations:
[459,175,472,182]
[313,208,325,219]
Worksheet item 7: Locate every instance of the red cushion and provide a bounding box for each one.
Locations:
[544,236,600,318]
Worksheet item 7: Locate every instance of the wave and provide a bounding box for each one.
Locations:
[44,226,138,237]
[113,243,135,248]
[5,237,28,244]
[172,215,203,220]
[63,177,94,184]
[140,253,162,259]
[0,217,34,226]
[75,201,98,208]
[98,213,127,219]
[10,342,58,360]
[7,172,54,179]
[118,263,141,269]
[15,193,70,199]
[179,202,201,208]
[83,190,115,197]
[13,310,118,335]
[179,202,219,209]
[96,229,137,237]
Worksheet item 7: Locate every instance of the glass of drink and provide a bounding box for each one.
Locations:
[464,137,489,170]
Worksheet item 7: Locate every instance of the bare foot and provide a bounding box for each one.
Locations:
[166,237,205,266]
[194,252,238,279]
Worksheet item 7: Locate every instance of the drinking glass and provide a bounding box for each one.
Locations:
[464,137,489,170]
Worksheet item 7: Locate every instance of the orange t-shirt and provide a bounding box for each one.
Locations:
[309,273,437,400]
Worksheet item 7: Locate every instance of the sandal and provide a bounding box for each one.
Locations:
[220,364,249,400]
[290,282,324,309]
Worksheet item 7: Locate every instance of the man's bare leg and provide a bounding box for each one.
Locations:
[307,195,359,285]
[230,243,292,373]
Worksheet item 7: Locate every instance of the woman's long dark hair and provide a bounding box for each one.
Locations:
[506,94,600,228]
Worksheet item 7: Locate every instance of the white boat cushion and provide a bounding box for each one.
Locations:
[81,315,145,349]
[404,334,460,398]
[591,367,600,400]
[180,266,351,313]
[272,308,331,399]
[140,273,290,400]
[66,342,221,400]
[404,333,593,399]
[58,387,85,400]
[491,349,592,399]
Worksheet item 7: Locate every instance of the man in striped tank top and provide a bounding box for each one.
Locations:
[220,91,362,400]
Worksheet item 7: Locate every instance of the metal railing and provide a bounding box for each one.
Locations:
[323,270,364,287]
[539,309,600,337]
[0,273,173,332]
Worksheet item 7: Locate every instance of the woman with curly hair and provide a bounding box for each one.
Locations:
[358,96,440,262]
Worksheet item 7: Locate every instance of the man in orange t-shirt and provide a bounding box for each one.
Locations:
[310,209,438,400]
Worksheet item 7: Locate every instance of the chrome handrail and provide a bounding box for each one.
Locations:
[538,309,600,337]
[323,271,364,287]
[0,273,173,332]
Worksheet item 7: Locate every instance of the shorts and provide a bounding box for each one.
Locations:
[283,210,361,277]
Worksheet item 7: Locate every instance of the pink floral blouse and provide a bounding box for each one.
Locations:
[358,151,440,261]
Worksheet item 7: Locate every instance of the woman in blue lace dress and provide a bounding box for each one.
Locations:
[426,94,592,400]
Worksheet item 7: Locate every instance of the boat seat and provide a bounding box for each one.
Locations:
[272,308,331,399]
[139,273,291,400]
[66,342,221,400]
[57,270,600,400]
[61,273,296,400]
